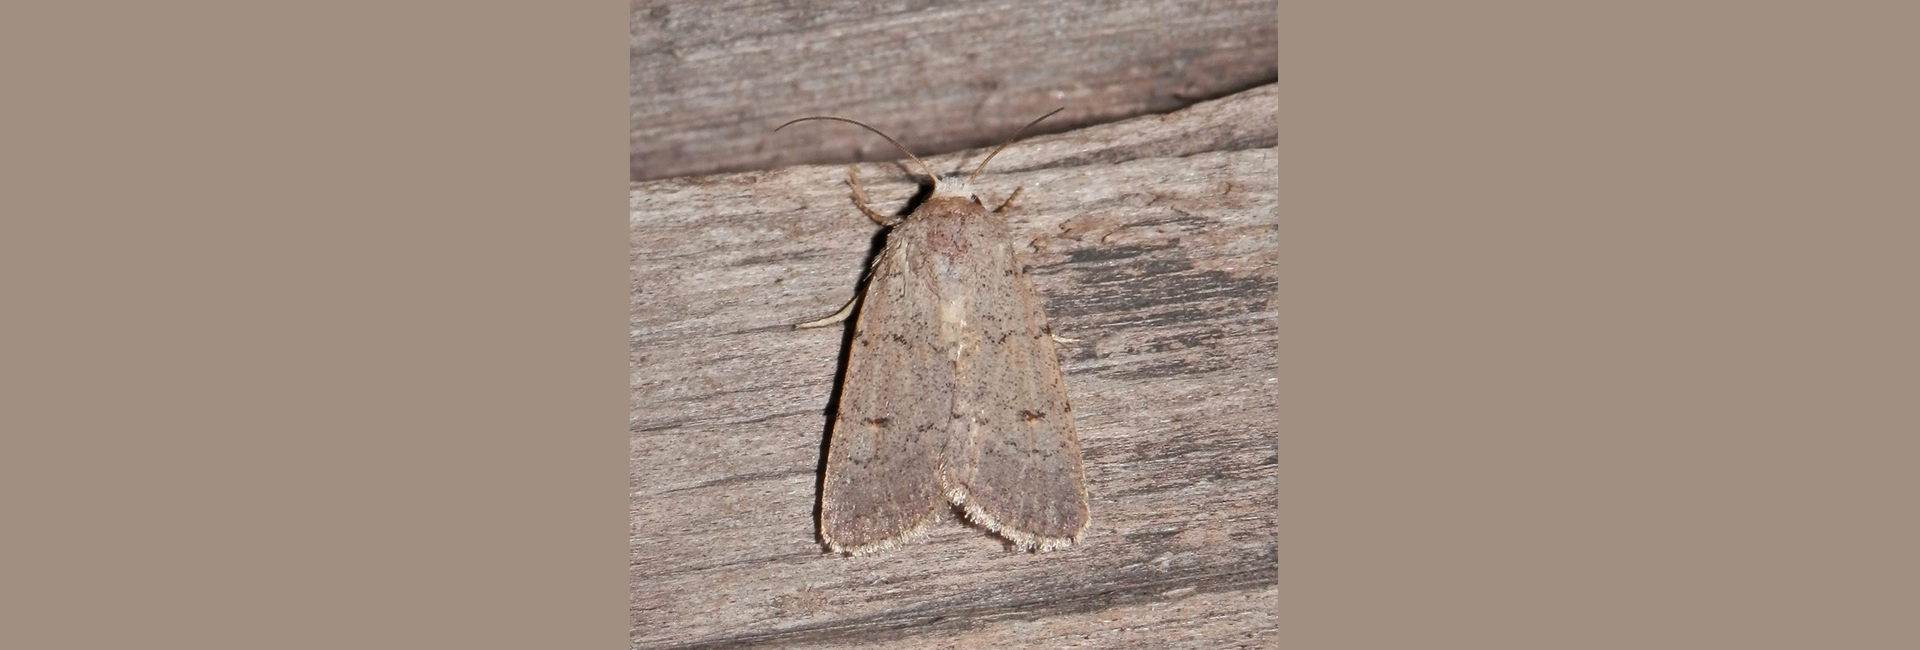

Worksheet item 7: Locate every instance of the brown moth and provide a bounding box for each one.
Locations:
[778,109,1088,555]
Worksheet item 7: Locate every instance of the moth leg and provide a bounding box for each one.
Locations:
[1041,322,1078,344]
[846,166,899,226]
[990,185,1024,213]
[794,294,857,329]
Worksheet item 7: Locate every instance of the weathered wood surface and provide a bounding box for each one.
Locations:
[631,0,1278,180]
[632,85,1277,649]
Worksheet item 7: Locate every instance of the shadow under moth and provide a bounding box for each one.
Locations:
[780,109,1089,555]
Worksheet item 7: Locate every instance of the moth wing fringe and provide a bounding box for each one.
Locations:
[943,485,1085,552]
[821,507,939,556]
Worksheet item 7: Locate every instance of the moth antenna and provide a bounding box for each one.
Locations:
[966,107,1065,186]
[775,116,937,185]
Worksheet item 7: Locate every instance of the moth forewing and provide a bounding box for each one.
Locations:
[815,233,946,555]
[934,197,1088,551]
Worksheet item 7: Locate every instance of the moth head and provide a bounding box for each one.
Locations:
[774,107,1066,204]
[930,175,978,202]
[947,106,1065,201]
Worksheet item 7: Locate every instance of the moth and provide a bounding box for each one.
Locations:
[779,109,1089,555]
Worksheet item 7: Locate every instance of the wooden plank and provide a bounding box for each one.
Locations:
[632,0,1279,180]
[633,84,1277,649]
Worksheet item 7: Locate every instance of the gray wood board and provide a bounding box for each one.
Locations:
[632,84,1277,649]
[632,0,1278,180]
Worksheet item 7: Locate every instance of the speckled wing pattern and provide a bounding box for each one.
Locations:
[935,200,1088,551]
[817,224,952,555]
[819,197,1088,555]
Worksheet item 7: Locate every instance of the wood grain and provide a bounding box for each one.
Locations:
[632,84,1277,649]
[631,0,1278,180]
